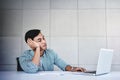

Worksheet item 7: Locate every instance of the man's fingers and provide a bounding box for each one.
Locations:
[80,67,86,72]
[76,67,86,72]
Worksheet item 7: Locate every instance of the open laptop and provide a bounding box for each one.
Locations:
[74,48,113,76]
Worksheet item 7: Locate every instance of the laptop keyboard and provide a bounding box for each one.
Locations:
[84,71,96,73]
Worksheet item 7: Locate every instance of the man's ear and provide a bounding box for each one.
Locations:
[27,38,31,43]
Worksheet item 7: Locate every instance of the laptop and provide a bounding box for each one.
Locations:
[74,48,113,76]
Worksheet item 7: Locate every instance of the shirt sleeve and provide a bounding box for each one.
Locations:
[53,51,69,71]
[19,50,39,73]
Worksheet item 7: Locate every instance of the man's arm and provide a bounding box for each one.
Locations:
[27,38,40,66]
[32,47,40,66]
[19,51,39,73]
[52,51,86,72]
[19,38,41,73]
[53,50,86,72]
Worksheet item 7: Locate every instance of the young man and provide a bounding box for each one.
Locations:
[19,29,86,73]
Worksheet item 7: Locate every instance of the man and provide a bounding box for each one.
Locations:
[19,29,86,73]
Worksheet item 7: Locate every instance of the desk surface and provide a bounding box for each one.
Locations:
[0,71,120,80]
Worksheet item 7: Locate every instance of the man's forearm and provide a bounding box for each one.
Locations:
[32,47,40,66]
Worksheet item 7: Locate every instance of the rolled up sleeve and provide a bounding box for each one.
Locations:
[19,51,39,73]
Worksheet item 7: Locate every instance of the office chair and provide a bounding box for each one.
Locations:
[16,57,23,71]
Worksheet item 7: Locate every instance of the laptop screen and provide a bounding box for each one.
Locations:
[96,48,113,75]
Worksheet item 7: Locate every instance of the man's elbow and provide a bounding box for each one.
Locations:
[23,68,38,73]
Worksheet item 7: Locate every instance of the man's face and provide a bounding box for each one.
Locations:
[33,33,47,51]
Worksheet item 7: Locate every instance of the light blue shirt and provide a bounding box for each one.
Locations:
[19,49,69,73]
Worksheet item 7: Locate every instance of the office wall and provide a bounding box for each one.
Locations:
[0,0,120,71]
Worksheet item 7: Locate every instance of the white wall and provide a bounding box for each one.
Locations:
[0,0,120,71]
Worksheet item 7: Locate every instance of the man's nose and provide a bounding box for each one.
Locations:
[42,39,46,43]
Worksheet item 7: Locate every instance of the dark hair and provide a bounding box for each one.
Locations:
[25,29,41,43]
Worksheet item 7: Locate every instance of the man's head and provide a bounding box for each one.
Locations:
[25,29,47,50]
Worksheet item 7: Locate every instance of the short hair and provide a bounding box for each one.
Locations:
[25,29,41,43]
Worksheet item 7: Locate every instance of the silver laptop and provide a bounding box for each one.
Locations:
[74,48,113,76]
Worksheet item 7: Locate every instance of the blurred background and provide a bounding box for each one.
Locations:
[0,0,120,71]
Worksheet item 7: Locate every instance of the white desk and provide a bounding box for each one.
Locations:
[0,71,120,80]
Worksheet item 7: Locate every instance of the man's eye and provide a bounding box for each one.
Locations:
[38,40,41,42]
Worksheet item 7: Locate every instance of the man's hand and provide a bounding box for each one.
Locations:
[71,67,86,72]
[27,38,40,50]
[65,65,86,72]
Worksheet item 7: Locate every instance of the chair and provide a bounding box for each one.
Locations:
[16,57,23,71]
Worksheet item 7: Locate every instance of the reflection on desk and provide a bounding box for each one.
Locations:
[0,71,120,80]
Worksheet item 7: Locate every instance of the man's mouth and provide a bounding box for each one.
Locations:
[43,44,47,47]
